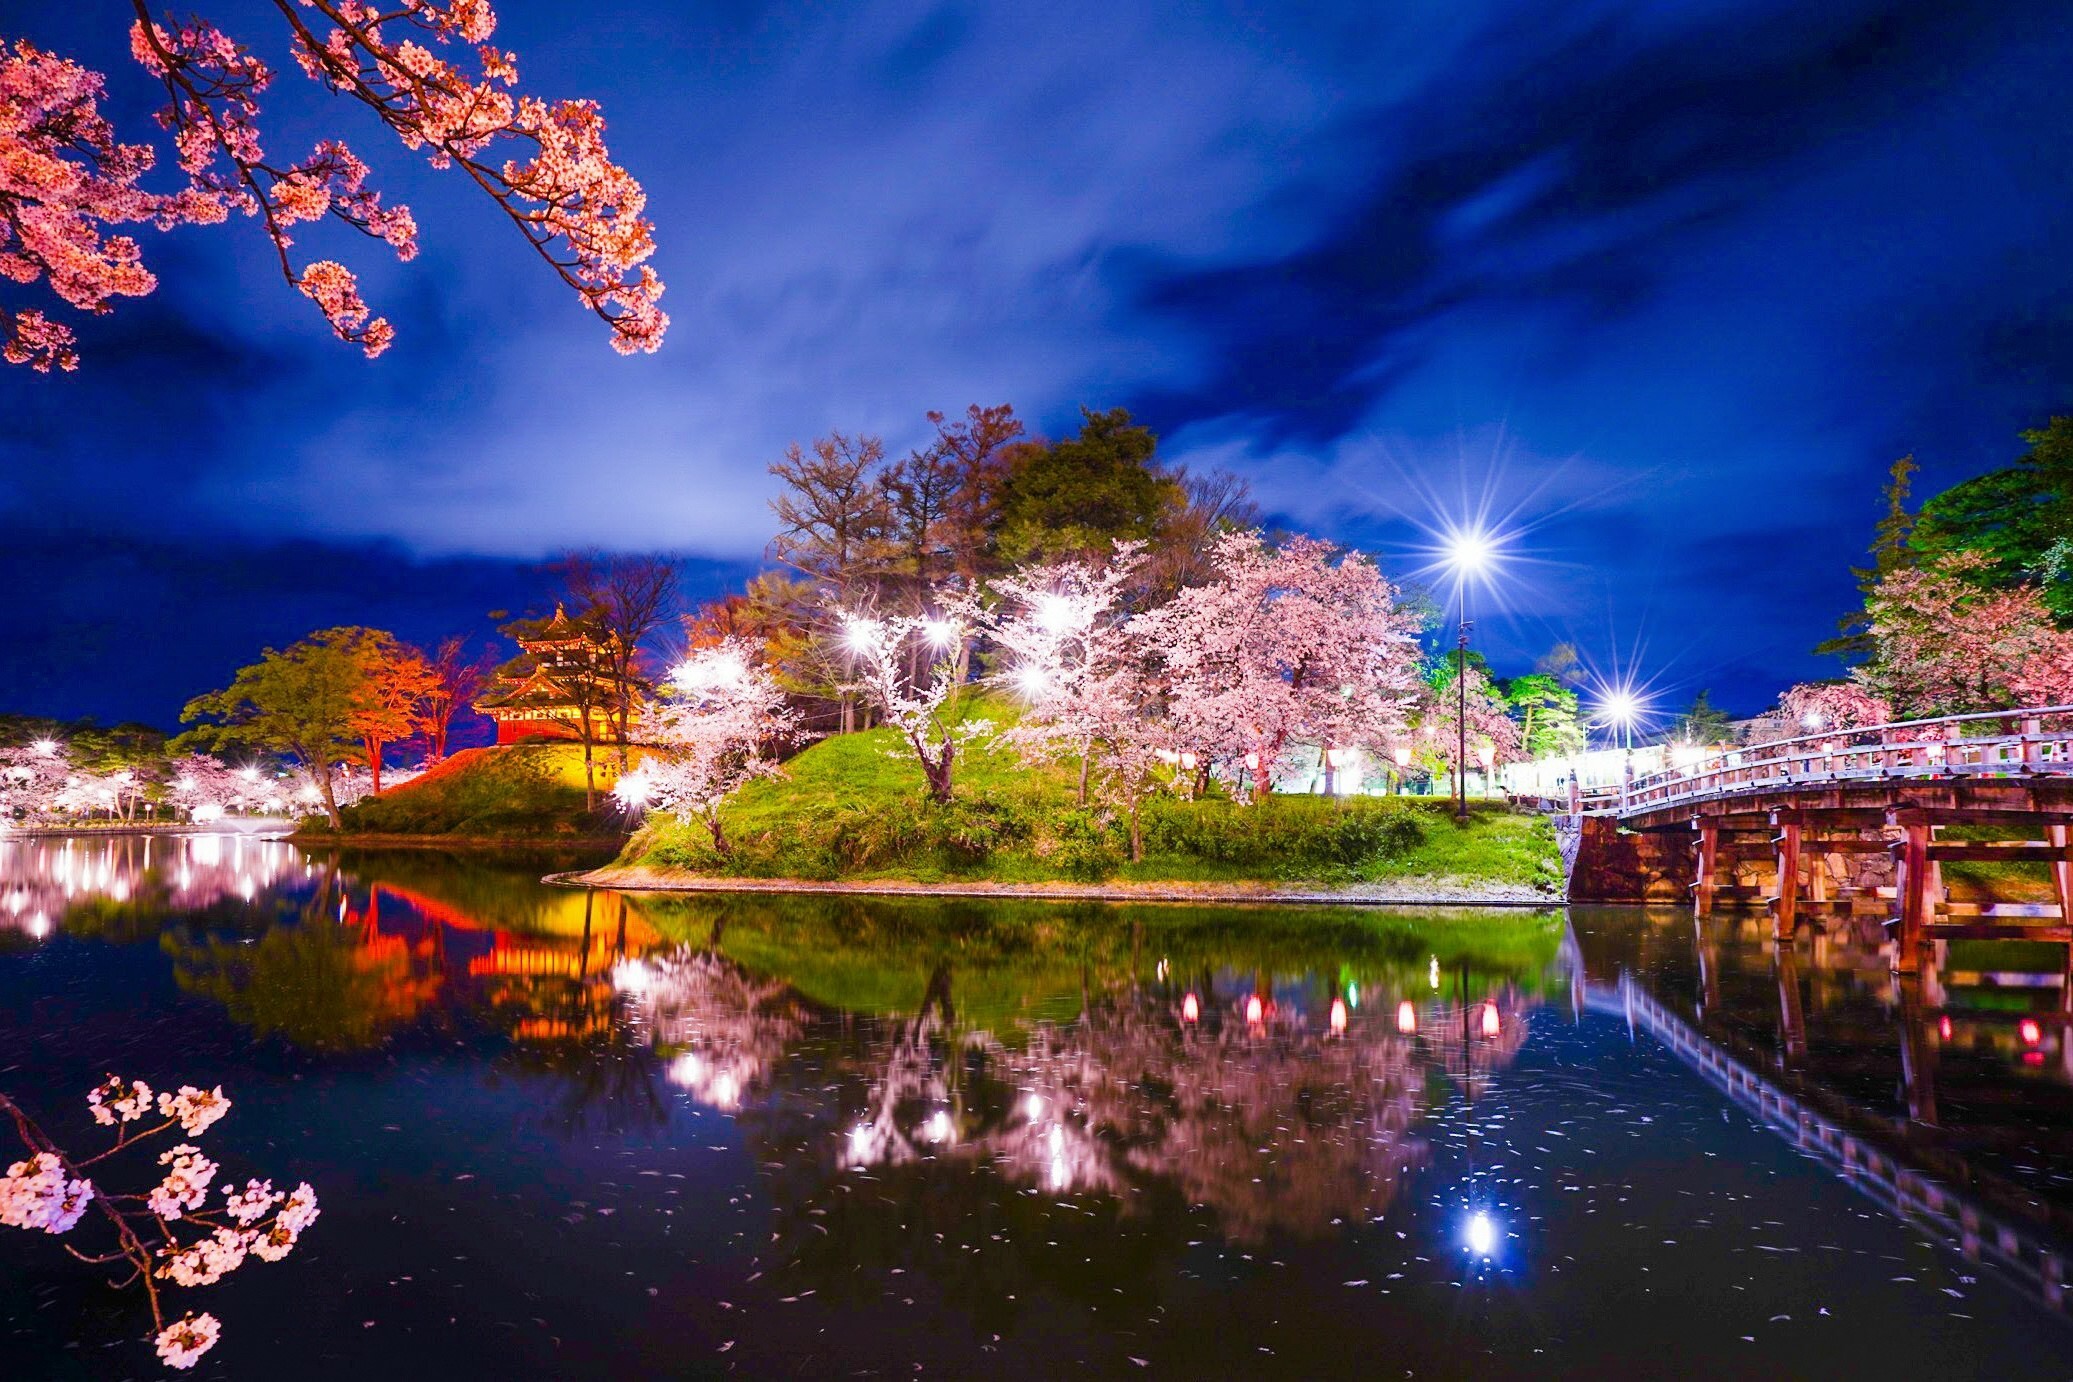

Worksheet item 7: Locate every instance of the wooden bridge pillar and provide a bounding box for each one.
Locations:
[2051,822,2073,928]
[1897,975,1939,1127]
[1773,820,1802,940]
[1891,813,1932,975]
[1775,946,1806,1062]
[1693,819,1720,918]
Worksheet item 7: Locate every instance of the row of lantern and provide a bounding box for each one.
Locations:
[1176,989,1505,1040]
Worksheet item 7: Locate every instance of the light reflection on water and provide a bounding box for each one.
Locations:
[2,833,2073,1377]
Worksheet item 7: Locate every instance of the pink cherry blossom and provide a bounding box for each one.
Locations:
[634,641,800,852]
[4,5,663,367]
[1863,552,2062,715]
[0,1152,92,1234]
[1131,531,1425,796]
[154,1311,221,1370]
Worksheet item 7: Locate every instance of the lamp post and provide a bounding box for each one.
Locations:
[1441,530,1498,823]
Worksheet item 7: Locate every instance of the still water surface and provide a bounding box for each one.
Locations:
[3,832,2072,1378]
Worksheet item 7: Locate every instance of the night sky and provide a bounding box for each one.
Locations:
[6,0,2073,728]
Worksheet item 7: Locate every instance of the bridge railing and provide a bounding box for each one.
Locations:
[1613,704,2073,816]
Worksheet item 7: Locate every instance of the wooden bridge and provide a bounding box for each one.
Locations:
[1596,706,2073,974]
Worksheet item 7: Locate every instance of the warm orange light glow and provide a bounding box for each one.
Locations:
[1396,999,1418,1034]
[1329,998,1348,1035]
[1181,992,1200,1024]
[1938,1015,1953,1040]
[1479,1002,1501,1039]
[2020,1017,2043,1045]
[1245,994,1264,1026]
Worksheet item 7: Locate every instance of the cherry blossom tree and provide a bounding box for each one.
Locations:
[989,545,1176,858]
[1,1077,318,1370]
[841,609,984,802]
[1415,662,1521,784]
[1748,680,1893,744]
[617,640,797,854]
[1862,552,2061,715]
[2016,633,2073,708]
[1130,531,1424,799]
[0,738,72,822]
[165,754,249,821]
[2,2,664,371]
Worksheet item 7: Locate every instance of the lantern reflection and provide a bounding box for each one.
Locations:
[1396,999,1418,1035]
[1328,998,1348,1036]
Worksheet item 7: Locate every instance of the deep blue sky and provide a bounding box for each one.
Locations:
[5,0,2072,728]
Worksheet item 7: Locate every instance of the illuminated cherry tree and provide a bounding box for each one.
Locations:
[1863,553,2062,715]
[1131,531,1423,796]
[0,739,72,822]
[1416,662,1521,780]
[165,755,249,820]
[990,545,1175,857]
[616,641,796,853]
[2,2,664,370]
[1,1077,318,1370]
[2016,635,2073,709]
[1749,680,1893,744]
[841,609,985,802]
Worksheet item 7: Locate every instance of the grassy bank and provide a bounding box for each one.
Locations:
[311,743,631,842]
[614,708,1560,896]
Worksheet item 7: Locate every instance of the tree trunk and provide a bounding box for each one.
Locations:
[317,763,341,829]
[365,737,384,795]
[705,811,729,855]
[1128,801,1144,862]
[614,668,633,771]
[1077,736,1092,807]
[581,723,597,811]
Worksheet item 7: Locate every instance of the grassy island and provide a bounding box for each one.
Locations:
[596,706,1561,901]
[309,743,629,843]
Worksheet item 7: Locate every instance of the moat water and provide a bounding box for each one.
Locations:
[3,831,2072,1378]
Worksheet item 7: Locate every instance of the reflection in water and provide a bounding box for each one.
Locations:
[1,832,302,942]
[9,835,2073,1373]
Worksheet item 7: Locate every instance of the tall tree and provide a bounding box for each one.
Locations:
[1502,673,1583,758]
[1667,689,1735,746]
[560,552,681,766]
[1137,468,1263,599]
[2,3,664,370]
[931,404,1027,582]
[995,408,1182,567]
[421,636,492,762]
[180,627,376,828]
[349,634,437,794]
[1819,454,1920,659]
[769,432,893,733]
[1912,418,2073,622]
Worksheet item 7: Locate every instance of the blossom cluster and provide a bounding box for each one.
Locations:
[0,1152,93,1234]
[155,1312,221,1370]
[147,1145,218,1220]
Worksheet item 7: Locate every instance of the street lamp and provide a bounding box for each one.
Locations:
[1598,689,1641,752]
[1441,528,1499,822]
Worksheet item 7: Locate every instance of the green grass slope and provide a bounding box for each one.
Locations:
[319,743,630,841]
[620,697,1559,892]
